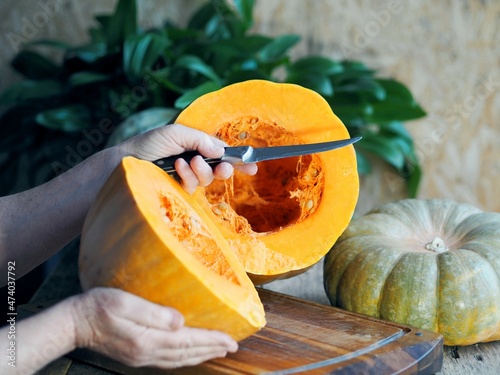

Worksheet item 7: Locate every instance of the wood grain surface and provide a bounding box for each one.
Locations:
[21,288,443,375]
[18,243,443,375]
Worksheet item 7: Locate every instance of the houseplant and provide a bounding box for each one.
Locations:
[0,0,425,197]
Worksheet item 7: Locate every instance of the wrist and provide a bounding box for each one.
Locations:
[112,140,131,161]
[68,292,95,348]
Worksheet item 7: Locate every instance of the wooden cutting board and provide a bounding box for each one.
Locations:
[20,289,443,374]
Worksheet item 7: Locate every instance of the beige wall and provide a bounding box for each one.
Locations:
[1,0,499,213]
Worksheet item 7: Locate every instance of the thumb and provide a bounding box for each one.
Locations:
[168,124,225,158]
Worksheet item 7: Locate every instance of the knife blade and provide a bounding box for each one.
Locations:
[152,136,361,175]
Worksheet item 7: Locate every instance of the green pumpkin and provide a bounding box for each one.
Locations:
[324,199,500,346]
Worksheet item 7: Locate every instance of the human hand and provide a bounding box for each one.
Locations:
[72,288,238,369]
[119,124,257,193]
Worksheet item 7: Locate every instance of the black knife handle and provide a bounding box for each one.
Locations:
[152,151,222,175]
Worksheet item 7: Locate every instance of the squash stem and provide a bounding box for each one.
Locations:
[425,237,448,253]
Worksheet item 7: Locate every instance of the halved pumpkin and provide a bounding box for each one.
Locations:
[79,156,266,340]
[179,80,359,283]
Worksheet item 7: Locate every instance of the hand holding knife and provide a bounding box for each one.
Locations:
[152,137,361,175]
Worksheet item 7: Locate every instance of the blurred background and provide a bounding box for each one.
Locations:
[0,0,499,305]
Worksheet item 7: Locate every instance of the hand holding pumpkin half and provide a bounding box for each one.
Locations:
[72,288,238,368]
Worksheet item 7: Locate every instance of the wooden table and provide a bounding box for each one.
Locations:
[25,241,500,375]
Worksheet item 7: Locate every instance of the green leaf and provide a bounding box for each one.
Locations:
[35,105,91,132]
[330,64,375,85]
[257,34,300,63]
[146,68,185,94]
[287,56,344,76]
[188,2,219,31]
[27,39,72,50]
[355,149,372,175]
[367,101,426,122]
[175,81,222,109]
[368,80,427,122]
[68,72,112,86]
[405,153,421,198]
[66,43,108,63]
[342,60,370,71]
[123,33,169,82]
[11,51,59,80]
[356,135,406,170]
[174,55,222,84]
[103,0,137,48]
[187,0,245,39]
[335,78,386,101]
[89,28,108,43]
[234,0,255,29]
[376,79,418,105]
[208,35,271,57]
[288,73,333,96]
[95,15,112,31]
[94,0,137,50]
[327,92,373,123]
[380,121,413,140]
[0,80,62,105]
[106,107,179,146]
[204,35,271,75]
[225,69,268,85]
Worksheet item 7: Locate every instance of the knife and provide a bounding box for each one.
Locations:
[152,136,361,175]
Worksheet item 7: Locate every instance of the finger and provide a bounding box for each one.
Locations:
[190,155,215,187]
[209,136,228,148]
[124,327,237,368]
[175,158,199,194]
[152,328,238,361]
[234,163,258,176]
[164,327,238,352]
[167,124,225,158]
[156,349,232,369]
[213,162,233,180]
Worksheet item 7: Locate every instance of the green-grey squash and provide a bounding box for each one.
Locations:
[324,198,500,346]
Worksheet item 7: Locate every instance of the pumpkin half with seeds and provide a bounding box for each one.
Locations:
[324,198,500,346]
[79,80,358,340]
[181,80,359,284]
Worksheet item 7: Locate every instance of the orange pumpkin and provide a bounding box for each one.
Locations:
[179,80,359,283]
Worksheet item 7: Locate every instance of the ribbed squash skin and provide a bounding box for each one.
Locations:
[324,199,500,346]
[177,80,359,284]
[79,157,265,341]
